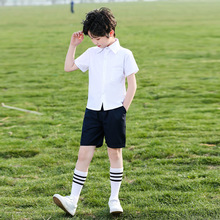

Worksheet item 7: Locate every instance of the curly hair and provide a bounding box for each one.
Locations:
[82,7,117,38]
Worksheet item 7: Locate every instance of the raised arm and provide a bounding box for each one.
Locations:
[123,73,137,112]
[64,31,84,72]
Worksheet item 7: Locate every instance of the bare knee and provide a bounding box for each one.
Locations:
[77,146,95,163]
[108,148,122,162]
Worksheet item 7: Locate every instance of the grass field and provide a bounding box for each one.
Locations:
[0,0,220,219]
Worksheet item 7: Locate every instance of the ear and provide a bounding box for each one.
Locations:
[109,30,114,37]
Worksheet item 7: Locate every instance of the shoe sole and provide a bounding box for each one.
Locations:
[110,210,123,214]
[110,208,123,214]
[53,196,73,216]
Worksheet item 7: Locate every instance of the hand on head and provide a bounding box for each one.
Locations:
[71,31,84,46]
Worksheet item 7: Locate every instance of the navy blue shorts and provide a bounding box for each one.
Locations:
[80,106,126,148]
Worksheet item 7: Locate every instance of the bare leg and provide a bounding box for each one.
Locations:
[69,145,96,204]
[75,145,96,172]
[53,145,96,215]
[108,147,123,168]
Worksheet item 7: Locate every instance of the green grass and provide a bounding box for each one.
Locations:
[0,1,220,219]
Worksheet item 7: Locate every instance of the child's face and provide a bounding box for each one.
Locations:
[88,31,115,48]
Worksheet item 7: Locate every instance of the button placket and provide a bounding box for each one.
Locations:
[101,49,108,109]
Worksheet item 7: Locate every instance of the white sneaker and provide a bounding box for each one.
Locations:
[108,199,123,214]
[53,194,77,216]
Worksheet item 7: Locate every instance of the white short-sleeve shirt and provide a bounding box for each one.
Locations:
[75,39,139,111]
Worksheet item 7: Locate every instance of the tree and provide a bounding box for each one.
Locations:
[13,0,17,6]
[0,0,7,6]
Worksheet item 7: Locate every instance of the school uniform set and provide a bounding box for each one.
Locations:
[53,39,139,216]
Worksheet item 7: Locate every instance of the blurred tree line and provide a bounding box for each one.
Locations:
[0,0,133,6]
[0,0,7,5]
[0,0,130,6]
[0,0,70,6]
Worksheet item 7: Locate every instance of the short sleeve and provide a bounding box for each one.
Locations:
[124,50,139,77]
[75,48,91,72]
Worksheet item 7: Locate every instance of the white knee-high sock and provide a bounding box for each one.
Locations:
[70,169,88,205]
[110,167,123,201]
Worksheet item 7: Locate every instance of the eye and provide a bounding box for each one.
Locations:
[96,38,100,41]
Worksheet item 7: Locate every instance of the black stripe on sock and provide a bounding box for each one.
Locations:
[74,173,87,179]
[73,180,84,186]
[110,172,123,175]
[73,176,86,183]
[110,175,123,178]
[110,179,122,182]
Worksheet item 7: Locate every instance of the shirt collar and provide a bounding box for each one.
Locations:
[97,38,121,54]
[108,38,120,54]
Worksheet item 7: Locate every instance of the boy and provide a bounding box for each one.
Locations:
[53,7,138,216]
